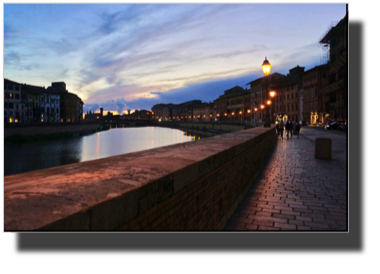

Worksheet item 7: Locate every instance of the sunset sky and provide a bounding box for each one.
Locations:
[4,3,346,114]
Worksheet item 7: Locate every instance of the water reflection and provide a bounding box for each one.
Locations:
[4,127,198,176]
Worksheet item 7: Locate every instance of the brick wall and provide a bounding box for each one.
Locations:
[118,128,276,230]
[5,127,276,231]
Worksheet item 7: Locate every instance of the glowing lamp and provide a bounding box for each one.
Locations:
[232,112,235,115]
[267,100,271,105]
[247,109,251,113]
[262,57,271,76]
[217,114,220,117]
[260,105,264,109]
[270,91,276,98]
[239,111,242,114]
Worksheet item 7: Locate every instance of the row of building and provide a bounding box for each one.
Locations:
[84,108,152,122]
[4,80,84,124]
[151,14,347,125]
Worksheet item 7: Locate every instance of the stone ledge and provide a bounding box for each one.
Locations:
[4,126,275,230]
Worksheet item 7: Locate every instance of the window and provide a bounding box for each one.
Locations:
[9,93,13,98]
[5,111,7,116]
[15,94,20,99]
[16,104,19,110]
[5,102,8,108]
[41,97,43,102]
[9,103,14,109]
[15,86,20,91]
[8,85,13,90]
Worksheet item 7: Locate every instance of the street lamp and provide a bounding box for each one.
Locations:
[270,91,276,122]
[262,57,271,127]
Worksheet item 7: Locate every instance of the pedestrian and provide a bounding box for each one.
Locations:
[295,122,301,138]
[285,120,291,139]
[276,122,280,136]
[290,121,294,137]
[279,119,284,139]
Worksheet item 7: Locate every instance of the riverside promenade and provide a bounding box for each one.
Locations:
[224,126,347,231]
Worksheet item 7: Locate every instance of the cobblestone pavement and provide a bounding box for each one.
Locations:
[224,127,347,231]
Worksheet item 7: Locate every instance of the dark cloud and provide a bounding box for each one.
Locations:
[83,103,100,113]
[4,51,21,65]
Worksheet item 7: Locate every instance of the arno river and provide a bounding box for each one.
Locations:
[4,127,200,176]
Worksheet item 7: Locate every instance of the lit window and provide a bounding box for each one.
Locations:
[9,118,13,123]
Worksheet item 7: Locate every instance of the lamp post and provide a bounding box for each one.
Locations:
[270,91,276,123]
[254,107,258,122]
[262,57,271,127]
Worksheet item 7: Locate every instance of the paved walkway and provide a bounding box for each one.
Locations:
[224,127,347,231]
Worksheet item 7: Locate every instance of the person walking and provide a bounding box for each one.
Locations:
[285,120,291,139]
[290,121,294,137]
[279,119,284,139]
[295,122,301,138]
[276,122,280,136]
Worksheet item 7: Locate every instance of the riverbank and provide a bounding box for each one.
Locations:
[4,122,103,144]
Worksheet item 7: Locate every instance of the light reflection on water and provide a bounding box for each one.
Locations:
[4,127,197,176]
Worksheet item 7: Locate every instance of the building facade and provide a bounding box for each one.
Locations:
[301,65,329,125]
[319,14,348,122]
[4,79,25,123]
[247,73,286,122]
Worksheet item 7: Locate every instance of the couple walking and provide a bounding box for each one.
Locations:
[276,120,301,139]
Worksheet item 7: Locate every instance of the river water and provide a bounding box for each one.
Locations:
[4,126,201,176]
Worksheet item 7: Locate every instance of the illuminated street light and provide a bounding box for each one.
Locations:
[269,91,276,121]
[262,57,272,127]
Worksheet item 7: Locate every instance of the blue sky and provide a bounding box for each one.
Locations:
[4,3,346,114]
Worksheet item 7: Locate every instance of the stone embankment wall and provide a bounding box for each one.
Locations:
[4,123,100,138]
[107,120,252,135]
[4,127,276,231]
[154,121,253,133]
